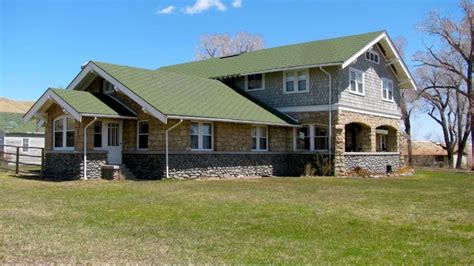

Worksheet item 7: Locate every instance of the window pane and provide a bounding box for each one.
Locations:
[54,132,63,147]
[251,127,257,137]
[54,119,63,131]
[286,72,294,82]
[251,137,257,150]
[139,122,149,134]
[297,126,310,150]
[350,80,356,92]
[259,137,267,150]
[66,131,74,147]
[139,135,148,149]
[191,123,198,135]
[356,72,362,82]
[374,54,379,63]
[286,81,294,92]
[202,135,212,149]
[383,89,387,99]
[94,134,102,148]
[66,118,75,131]
[258,127,267,138]
[298,80,306,91]
[191,135,199,149]
[366,52,370,60]
[358,81,363,93]
[254,74,262,89]
[94,122,102,133]
[315,126,327,137]
[314,137,328,150]
[202,123,212,136]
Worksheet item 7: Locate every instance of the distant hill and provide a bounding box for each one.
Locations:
[0,97,34,113]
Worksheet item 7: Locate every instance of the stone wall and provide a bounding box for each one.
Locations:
[123,152,323,179]
[43,151,107,180]
[343,153,401,174]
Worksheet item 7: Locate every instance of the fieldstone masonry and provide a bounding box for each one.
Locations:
[44,151,107,180]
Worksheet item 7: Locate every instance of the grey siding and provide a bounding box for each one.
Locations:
[225,45,401,116]
[338,46,401,115]
[225,66,341,108]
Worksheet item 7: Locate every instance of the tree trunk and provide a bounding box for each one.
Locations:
[405,117,413,166]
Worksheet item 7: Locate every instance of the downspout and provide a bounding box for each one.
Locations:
[165,119,183,178]
[319,67,332,174]
[83,117,97,180]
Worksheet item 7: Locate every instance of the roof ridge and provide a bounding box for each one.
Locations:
[91,60,153,71]
[159,30,385,70]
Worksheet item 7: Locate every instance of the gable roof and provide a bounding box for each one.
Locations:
[0,112,43,134]
[90,61,296,125]
[160,31,383,78]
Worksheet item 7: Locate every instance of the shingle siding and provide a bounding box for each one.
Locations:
[339,46,401,115]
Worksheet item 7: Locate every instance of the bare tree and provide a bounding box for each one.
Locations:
[195,32,264,60]
[414,0,473,169]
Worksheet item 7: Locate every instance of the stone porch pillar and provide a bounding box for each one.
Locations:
[334,125,345,176]
[370,128,377,152]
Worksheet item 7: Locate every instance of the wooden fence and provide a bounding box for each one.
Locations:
[0,144,44,175]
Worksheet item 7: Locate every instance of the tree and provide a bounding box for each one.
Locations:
[414,0,473,169]
[394,36,420,166]
[195,32,264,60]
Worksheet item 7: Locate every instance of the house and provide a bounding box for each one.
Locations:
[402,141,472,169]
[0,112,45,165]
[24,30,416,180]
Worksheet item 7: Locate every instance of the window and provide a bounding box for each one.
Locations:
[246,74,264,91]
[284,69,309,93]
[93,121,102,148]
[382,78,394,101]
[296,124,329,151]
[365,50,380,64]
[137,121,149,150]
[53,116,75,149]
[314,125,328,150]
[251,126,268,151]
[297,125,310,150]
[349,68,364,95]
[190,122,213,150]
[22,138,29,152]
[103,80,114,94]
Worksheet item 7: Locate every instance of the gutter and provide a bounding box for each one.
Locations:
[319,67,332,174]
[83,117,97,180]
[165,119,183,178]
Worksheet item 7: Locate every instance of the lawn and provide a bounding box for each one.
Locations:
[0,170,472,264]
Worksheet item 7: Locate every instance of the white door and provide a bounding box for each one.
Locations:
[104,121,122,164]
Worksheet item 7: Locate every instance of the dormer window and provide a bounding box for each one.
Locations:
[103,80,114,94]
[365,50,379,64]
[245,74,264,91]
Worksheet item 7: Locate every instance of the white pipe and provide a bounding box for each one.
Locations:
[320,67,332,174]
[83,117,97,180]
[165,119,183,178]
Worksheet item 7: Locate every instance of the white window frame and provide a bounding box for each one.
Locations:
[381,78,394,102]
[295,124,329,151]
[251,125,268,152]
[365,50,380,64]
[53,115,75,150]
[245,73,265,91]
[283,69,310,94]
[348,68,365,96]
[22,138,29,152]
[190,121,214,151]
[136,120,149,150]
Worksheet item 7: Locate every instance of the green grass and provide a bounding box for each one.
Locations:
[0,170,472,264]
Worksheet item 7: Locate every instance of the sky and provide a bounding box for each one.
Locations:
[0,0,464,140]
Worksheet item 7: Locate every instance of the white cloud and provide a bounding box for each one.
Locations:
[184,0,227,14]
[231,0,242,8]
[157,5,175,14]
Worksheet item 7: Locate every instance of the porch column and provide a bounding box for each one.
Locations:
[369,127,376,152]
[334,124,345,176]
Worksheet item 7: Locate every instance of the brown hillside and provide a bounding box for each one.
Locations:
[0,97,34,113]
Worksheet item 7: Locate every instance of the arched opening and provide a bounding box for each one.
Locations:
[345,122,371,152]
[375,125,398,152]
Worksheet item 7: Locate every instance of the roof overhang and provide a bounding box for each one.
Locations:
[67,61,168,123]
[342,31,417,90]
[24,89,137,123]
[167,115,299,127]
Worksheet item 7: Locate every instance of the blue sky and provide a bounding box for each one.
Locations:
[0,0,463,140]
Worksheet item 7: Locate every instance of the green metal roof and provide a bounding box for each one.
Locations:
[160,31,384,78]
[93,62,295,125]
[51,88,135,117]
[0,112,43,134]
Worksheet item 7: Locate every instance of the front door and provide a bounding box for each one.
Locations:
[104,121,122,164]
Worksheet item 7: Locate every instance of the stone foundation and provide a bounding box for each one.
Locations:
[123,152,323,179]
[101,165,121,180]
[343,152,401,174]
[43,151,107,180]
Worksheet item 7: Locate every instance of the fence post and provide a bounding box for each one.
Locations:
[41,148,45,177]
[15,147,20,174]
